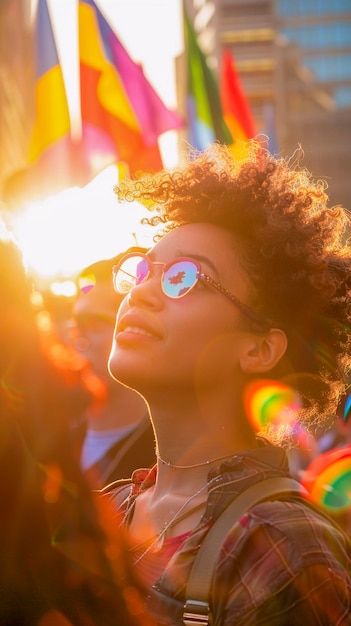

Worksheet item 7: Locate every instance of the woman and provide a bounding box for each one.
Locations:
[107,141,351,624]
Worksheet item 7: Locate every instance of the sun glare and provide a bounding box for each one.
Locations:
[5,166,157,287]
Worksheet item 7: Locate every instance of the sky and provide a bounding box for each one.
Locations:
[8,0,183,285]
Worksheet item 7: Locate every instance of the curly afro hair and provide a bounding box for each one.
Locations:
[115,141,351,430]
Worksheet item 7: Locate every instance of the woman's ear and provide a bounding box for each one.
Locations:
[239,328,288,374]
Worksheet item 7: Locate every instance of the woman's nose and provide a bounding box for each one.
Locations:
[127,271,164,309]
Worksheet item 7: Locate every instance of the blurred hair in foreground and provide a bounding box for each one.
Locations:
[0,218,152,625]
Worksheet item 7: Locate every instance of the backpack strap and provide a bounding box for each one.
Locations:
[183,477,305,626]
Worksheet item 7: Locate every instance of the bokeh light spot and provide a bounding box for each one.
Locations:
[302,446,351,512]
[244,379,302,433]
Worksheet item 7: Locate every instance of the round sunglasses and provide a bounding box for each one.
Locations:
[112,252,268,324]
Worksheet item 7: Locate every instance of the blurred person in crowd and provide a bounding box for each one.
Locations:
[70,248,156,488]
[104,141,351,624]
[0,219,152,626]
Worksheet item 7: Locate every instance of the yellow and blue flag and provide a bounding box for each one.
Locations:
[26,0,88,197]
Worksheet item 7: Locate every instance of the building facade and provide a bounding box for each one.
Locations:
[0,0,33,207]
[185,0,351,209]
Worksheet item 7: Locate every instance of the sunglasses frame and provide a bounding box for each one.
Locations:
[112,252,268,325]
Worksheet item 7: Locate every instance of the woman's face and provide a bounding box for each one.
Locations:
[108,222,257,397]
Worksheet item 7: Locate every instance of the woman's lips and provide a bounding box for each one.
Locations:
[121,325,157,338]
[116,313,163,341]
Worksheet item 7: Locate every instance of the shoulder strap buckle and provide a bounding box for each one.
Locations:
[183,599,211,625]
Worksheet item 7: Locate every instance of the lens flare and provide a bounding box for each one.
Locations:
[244,379,302,434]
[78,272,96,294]
[302,446,351,512]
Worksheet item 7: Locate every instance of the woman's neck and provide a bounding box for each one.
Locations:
[129,461,216,543]
[153,420,257,482]
[149,384,255,448]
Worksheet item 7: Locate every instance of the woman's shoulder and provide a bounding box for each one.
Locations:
[233,496,351,572]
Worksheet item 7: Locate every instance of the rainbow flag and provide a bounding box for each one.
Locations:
[220,48,257,142]
[184,12,232,151]
[78,0,183,177]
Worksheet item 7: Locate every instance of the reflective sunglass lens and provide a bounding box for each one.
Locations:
[162,260,198,298]
[114,256,149,293]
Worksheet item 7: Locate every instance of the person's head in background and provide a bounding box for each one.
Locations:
[73,248,144,382]
[72,246,149,416]
[71,247,155,486]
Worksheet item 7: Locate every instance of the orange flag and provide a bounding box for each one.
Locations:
[220,48,257,142]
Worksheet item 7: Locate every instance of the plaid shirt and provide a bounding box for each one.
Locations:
[106,442,351,625]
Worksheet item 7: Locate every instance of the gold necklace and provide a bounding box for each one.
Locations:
[157,451,234,469]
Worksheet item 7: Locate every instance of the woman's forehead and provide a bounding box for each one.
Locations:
[150,223,237,259]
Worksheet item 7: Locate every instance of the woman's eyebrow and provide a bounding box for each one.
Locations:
[186,253,220,278]
[147,251,220,279]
